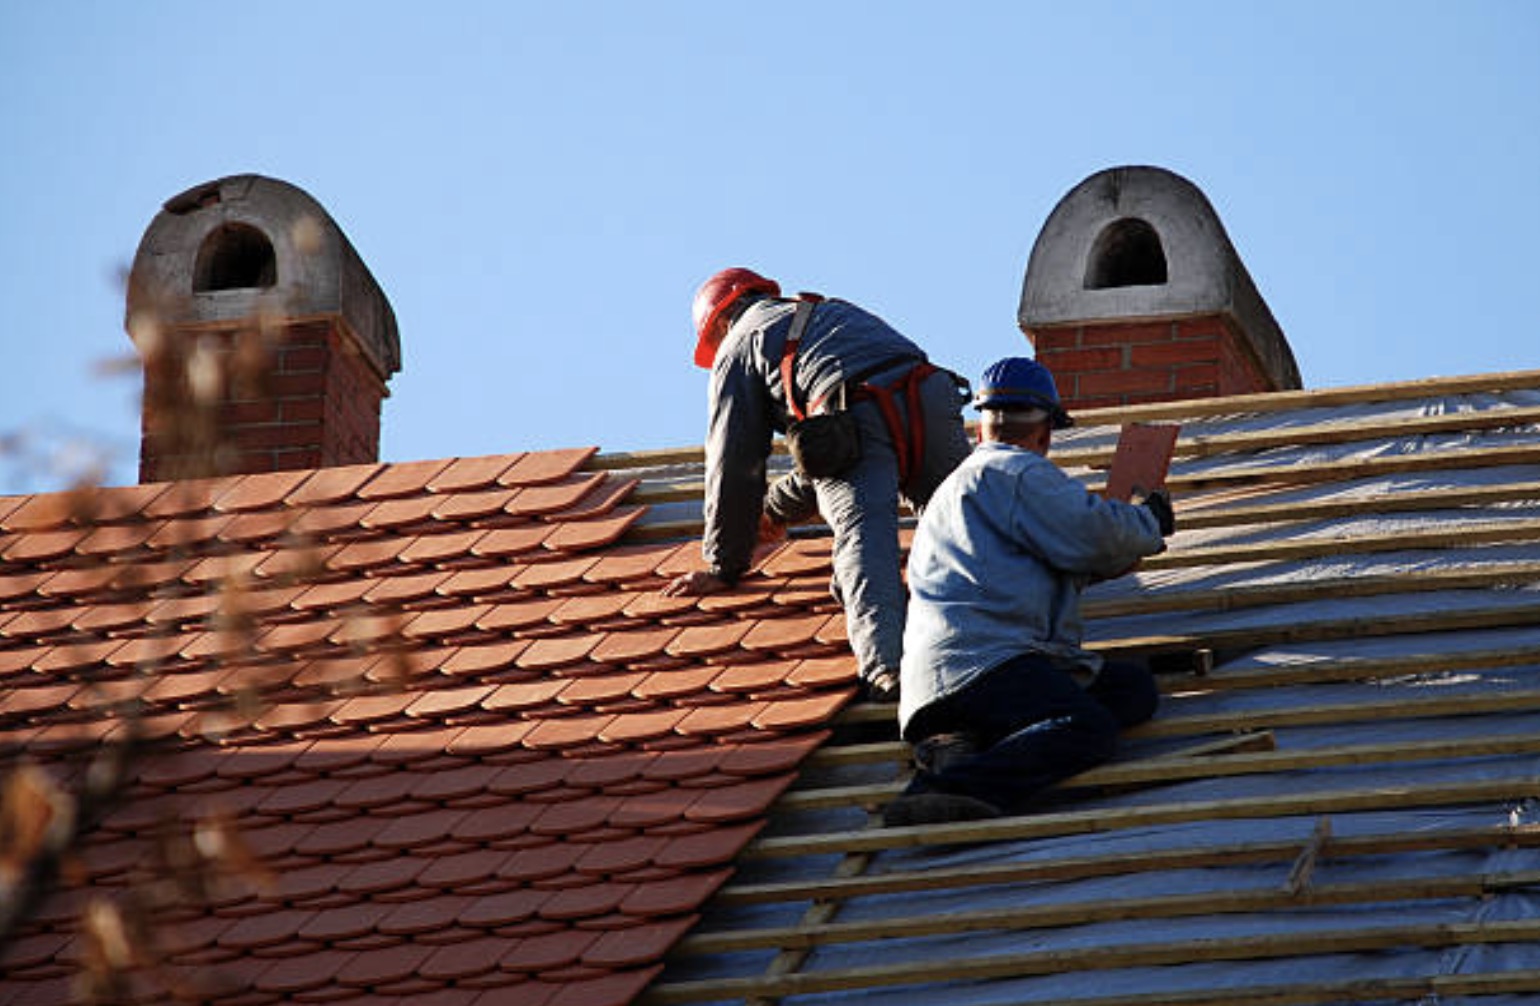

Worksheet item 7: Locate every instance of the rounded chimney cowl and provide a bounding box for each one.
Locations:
[125,174,400,381]
[1020,166,1300,394]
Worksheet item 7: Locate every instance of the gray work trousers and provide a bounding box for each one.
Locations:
[814,368,971,682]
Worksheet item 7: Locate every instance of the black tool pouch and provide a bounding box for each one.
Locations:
[786,409,861,479]
[779,299,861,480]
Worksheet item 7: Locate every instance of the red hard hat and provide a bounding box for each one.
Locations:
[691,267,780,368]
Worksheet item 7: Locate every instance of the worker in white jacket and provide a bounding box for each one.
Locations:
[887,357,1174,826]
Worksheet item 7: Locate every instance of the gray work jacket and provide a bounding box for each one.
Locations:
[898,441,1166,736]
[702,297,924,581]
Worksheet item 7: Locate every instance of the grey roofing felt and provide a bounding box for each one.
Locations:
[643,376,1540,1006]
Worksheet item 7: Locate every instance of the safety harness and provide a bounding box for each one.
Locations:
[778,295,940,489]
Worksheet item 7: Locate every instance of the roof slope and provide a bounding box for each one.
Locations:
[0,448,856,1005]
[644,370,1540,1005]
[3,370,1540,1006]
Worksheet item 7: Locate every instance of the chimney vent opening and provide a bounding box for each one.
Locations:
[194,223,277,292]
[1084,217,1168,289]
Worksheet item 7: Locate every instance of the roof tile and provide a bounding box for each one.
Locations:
[459,887,553,929]
[537,879,635,921]
[619,869,731,917]
[542,967,663,1006]
[213,470,311,512]
[590,626,681,666]
[497,927,599,973]
[334,941,436,988]
[431,486,520,522]
[665,621,752,659]
[506,473,607,517]
[581,542,679,585]
[419,937,506,982]
[470,525,552,559]
[543,507,645,552]
[500,448,597,487]
[427,454,523,493]
[582,917,696,969]
[356,459,454,500]
[684,775,793,823]
[751,688,855,730]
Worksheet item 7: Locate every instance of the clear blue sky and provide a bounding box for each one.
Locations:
[2,1,1536,493]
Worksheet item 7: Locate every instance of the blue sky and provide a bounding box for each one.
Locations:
[2,1,1536,492]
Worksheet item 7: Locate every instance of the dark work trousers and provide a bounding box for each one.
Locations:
[901,653,1159,812]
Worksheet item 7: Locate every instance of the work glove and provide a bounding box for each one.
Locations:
[1137,488,1175,537]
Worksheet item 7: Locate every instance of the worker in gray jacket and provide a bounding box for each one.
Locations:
[885,356,1173,826]
[663,267,970,700]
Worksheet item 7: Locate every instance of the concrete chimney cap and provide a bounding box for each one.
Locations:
[1019,165,1299,390]
[125,174,401,380]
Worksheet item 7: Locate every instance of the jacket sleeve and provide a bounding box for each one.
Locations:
[701,354,775,583]
[1010,462,1165,578]
[764,470,820,525]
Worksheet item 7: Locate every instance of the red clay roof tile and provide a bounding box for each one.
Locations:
[506,473,608,517]
[427,454,523,493]
[2,527,88,562]
[752,688,856,730]
[544,507,645,552]
[684,774,794,824]
[580,542,678,585]
[619,869,731,917]
[469,524,552,559]
[500,448,597,487]
[498,926,599,972]
[430,486,520,522]
[589,626,681,666]
[356,459,453,500]
[360,494,441,530]
[512,556,599,592]
[596,707,689,746]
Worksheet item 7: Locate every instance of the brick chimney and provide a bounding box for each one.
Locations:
[125,174,401,483]
[1019,166,1301,411]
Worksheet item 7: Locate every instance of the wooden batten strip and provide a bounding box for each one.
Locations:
[819,684,1540,774]
[1050,403,1540,471]
[715,822,1540,908]
[973,970,1540,1006]
[1163,444,1540,493]
[777,732,1540,814]
[646,918,1540,1004]
[1139,521,1540,572]
[1092,594,1540,658]
[746,775,1540,859]
[676,868,1540,956]
[835,643,1540,732]
[1176,480,1540,532]
[1090,564,1540,619]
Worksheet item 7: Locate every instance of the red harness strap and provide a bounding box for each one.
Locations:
[778,295,825,422]
[778,294,938,488]
[853,361,939,489]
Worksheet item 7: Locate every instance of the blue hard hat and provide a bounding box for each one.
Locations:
[974,357,1074,429]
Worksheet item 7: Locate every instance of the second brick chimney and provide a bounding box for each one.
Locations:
[125,174,401,483]
[1019,166,1301,411]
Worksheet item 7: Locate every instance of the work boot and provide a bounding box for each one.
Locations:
[882,792,1002,827]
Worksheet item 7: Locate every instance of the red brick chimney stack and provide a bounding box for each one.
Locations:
[125,175,401,483]
[1019,166,1301,411]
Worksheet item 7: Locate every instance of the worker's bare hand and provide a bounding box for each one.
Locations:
[661,570,728,597]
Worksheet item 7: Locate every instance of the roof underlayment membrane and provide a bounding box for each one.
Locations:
[646,381,1540,1006]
